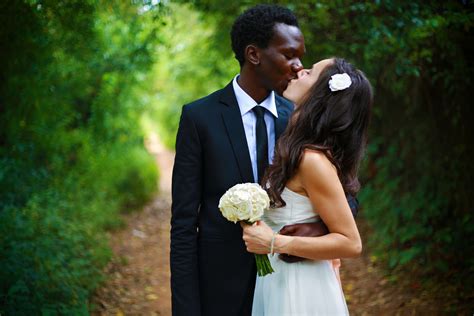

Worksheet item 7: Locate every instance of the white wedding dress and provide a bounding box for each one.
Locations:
[252,187,349,316]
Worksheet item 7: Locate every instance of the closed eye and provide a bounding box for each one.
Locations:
[301,69,310,77]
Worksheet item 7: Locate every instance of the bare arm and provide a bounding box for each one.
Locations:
[277,221,328,262]
[278,193,358,262]
[242,151,362,260]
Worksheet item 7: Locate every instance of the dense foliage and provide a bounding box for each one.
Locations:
[149,3,238,147]
[0,1,162,313]
[163,0,474,304]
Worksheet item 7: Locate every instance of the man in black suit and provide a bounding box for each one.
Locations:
[171,4,346,316]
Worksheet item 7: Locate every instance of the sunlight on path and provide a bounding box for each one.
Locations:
[145,132,174,195]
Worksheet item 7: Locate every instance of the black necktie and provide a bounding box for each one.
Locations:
[253,106,268,184]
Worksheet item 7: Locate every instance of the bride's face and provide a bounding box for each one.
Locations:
[283,58,333,106]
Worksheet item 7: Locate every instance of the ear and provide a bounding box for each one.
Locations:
[245,44,260,66]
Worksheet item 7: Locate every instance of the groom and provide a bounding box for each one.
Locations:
[171,5,304,315]
[171,4,354,316]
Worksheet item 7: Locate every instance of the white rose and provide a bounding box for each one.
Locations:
[328,73,352,92]
[218,183,270,223]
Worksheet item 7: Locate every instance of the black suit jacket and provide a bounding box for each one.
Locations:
[170,81,293,316]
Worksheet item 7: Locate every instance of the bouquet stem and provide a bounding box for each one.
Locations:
[255,254,274,276]
[243,220,274,276]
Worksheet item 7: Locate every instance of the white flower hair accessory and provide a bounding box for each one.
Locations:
[328,73,352,92]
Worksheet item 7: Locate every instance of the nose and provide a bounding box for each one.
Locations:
[296,68,307,79]
[291,59,303,73]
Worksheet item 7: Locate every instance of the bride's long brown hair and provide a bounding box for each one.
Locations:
[263,58,373,207]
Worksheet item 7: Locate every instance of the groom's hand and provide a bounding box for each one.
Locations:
[279,221,329,237]
[278,194,359,263]
[278,221,328,263]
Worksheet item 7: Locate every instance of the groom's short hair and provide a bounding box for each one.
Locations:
[231,4,299,66]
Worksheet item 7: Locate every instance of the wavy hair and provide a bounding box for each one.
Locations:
[263,58,373,207]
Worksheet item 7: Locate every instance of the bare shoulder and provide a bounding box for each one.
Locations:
[299,149,339,189]
[300,149,337,175]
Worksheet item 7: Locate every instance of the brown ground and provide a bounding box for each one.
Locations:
[91,134,464,315]
[91,133,172,316]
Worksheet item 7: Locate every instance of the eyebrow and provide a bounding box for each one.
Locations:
[282,46,305,56]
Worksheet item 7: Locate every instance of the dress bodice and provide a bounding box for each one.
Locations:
[263,187,321,231]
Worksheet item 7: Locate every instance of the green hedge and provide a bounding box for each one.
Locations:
[0,146,158,314]
[0,1,162,313]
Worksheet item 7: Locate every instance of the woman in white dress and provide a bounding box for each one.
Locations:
[242,57,373,315]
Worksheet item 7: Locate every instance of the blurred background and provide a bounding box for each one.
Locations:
[1,0,473,314]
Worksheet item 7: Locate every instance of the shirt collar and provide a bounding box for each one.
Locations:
[232,75,278,118]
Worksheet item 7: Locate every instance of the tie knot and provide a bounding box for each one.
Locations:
[253,105,266,118]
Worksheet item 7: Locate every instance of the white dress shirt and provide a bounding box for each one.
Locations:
[232,75,278,183]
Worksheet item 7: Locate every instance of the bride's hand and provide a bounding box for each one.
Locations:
[241,221,273,254]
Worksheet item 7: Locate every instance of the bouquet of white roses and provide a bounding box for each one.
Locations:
[218,183,274,276]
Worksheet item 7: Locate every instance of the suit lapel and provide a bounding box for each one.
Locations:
[220,82,254,183]
[274,95,294,141]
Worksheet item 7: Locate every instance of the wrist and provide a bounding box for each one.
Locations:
[274,234,293,254]
[269,231,278,255]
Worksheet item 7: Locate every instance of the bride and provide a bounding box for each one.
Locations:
[242,57,373,315]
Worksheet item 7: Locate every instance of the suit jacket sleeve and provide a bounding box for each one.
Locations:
[170,105,202,316]
[346,194,359,218]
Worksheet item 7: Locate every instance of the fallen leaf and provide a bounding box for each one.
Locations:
[344,294,351,302]
[145,286,154,293]
[147,294,158,301]
[344,282,354,292]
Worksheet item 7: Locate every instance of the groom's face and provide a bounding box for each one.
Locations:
[257,23,305,95]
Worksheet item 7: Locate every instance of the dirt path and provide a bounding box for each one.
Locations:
[92,133,449,315]
[92,133,172,316]
[339,221,442,315]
